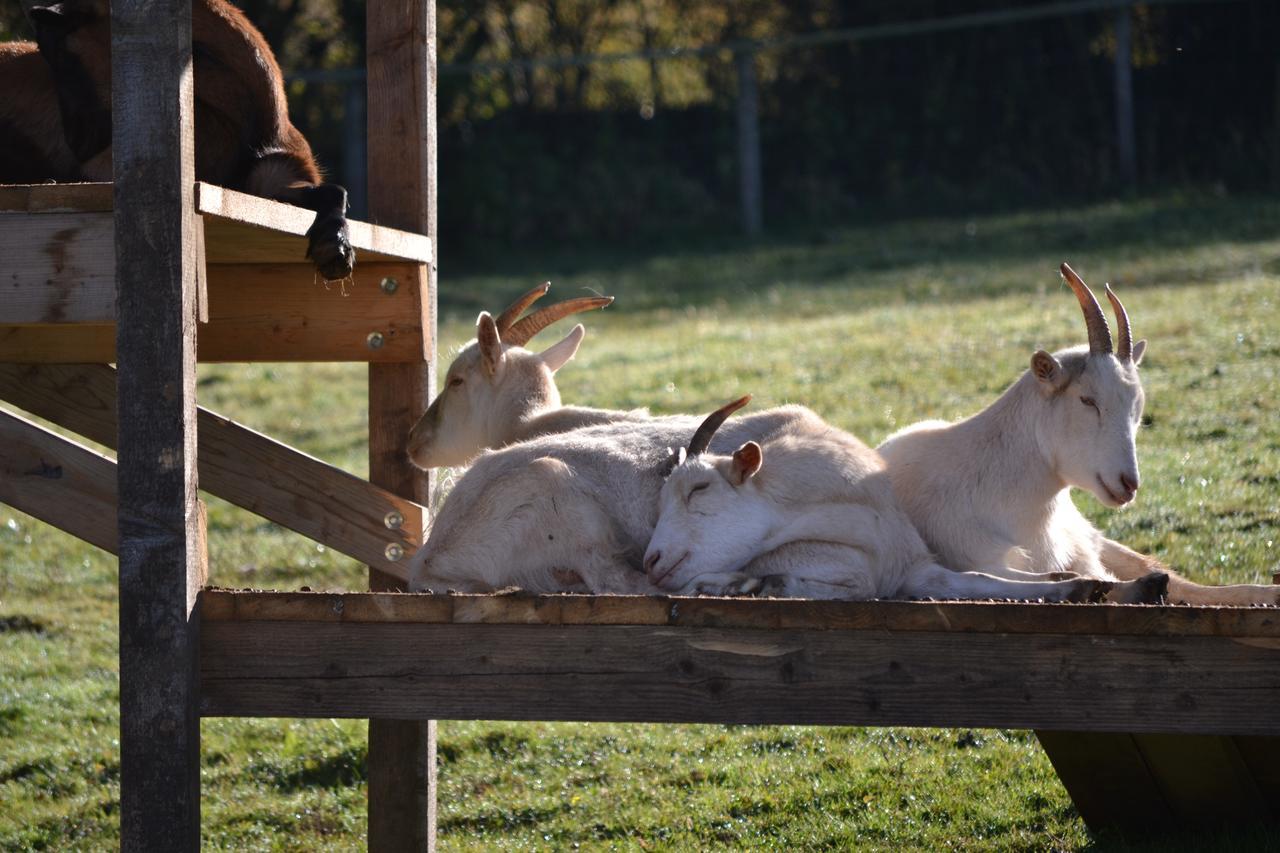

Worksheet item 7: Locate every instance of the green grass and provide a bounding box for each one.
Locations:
[2,191,1279,849]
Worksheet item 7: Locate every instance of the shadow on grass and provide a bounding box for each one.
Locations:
[251,745,366,792]
[441,192,1280,319]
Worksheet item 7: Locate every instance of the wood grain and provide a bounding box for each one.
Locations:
[0,408,119,553]
[0,182,114,212]
[199,620,1280,735]
[197,589,1280,636]
[0,212,117,324]
[0,363,425,572]
[0,261,428,363]
[366,0,438,845]
[111,0,203,845]
[197,183,432,264]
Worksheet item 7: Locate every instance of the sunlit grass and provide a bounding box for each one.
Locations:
[1,192,1277,849]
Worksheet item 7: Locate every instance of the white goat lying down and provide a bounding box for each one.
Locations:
[409,403,844,595]
[407,283,651,469]
[878,263,1279,606]
[645,397,1167,603]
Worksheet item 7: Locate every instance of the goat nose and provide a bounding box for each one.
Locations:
[1120,472,1139,497]
[644,551,661,574]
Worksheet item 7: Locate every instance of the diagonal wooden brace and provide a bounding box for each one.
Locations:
[0,363,421,579]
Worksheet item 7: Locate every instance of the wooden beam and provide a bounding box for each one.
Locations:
[199,611,1280,735]
[1,212,117,323]
[0,409,119,554]
[193,589,1280,635]
[366,0,438,846]
[112,0,203,844]
[0,364,424,574]
[0,182,431,262]
[0,260,428,362]
[197,183,431,264]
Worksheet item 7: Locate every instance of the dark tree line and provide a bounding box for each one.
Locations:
[5,1,1279,253]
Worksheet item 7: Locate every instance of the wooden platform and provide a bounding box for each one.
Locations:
[0,182,432,362]
[199,590,1280,733]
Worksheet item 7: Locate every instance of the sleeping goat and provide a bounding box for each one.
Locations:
[644,397,1167,603]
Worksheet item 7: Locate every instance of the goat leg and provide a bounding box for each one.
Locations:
[1099,537,1280,605]
[247,155,355,281]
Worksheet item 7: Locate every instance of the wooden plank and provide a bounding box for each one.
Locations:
[366,0,438,845]
[197,183,432,264]
[112,0,203,844]
[0,363,425,571]
[0,182,431,263]
[1133,733,1268,822]
[0,182,114,212]
[0,409,119,553]
[196,589,1280,635]
[0,261,427,362]
[1234,736,1280,809]
[1037,731,1173,837]
[198,620,1280,734]
[0,212,116,323]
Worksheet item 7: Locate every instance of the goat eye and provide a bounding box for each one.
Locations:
[687,483,709,501]
[1080,396,1098,409]
[447,377,464,389]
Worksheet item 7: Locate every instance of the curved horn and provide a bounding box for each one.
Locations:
[1060,263,1112,355]
[1103,283,1132,362]
[687,395,752,458]
[503,296,615,347]
[494,282,551,337]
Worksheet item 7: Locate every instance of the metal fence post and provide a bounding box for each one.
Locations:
[735,48,763,237]
[1114,0,1137,187]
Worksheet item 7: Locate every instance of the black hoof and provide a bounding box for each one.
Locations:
[306,215,355,280]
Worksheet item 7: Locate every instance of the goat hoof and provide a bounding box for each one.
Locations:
[1068,579,1111,603]
[306,215,356,281]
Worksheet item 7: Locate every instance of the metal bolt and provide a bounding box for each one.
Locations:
[366,331,385,350]
[385,542,404,562]
[380,277,399,294]
[384,510,404,530]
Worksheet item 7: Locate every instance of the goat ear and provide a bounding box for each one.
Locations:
[1131,339,1147,366]
[540,324,584,373]
[476,312,503,377]
[1030,350,1064,389]
[658,446,686,477]
[729,442,763,485]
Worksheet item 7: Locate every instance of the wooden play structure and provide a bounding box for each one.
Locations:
[1,0,1278,848]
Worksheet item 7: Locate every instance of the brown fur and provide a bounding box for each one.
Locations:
[0,41,79,182]
[5,0,353,278]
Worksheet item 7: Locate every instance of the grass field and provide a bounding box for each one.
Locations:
[2,192,1278,850]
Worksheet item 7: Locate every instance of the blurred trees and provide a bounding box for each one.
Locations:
[4,1,1278,253]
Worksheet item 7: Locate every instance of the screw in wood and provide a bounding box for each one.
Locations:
[380,277,399,294]
[366,331,385,350]
[385,543,404,562]
[384,511,404,530]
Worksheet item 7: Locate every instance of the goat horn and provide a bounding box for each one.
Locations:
[687,395,752,458]
[494,282,551,337]
[503,295,615,347]
[1060,263,1112,356]
[1103,283,1132,362]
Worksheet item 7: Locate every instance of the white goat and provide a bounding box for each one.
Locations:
[644,397,1167,603]
[408,403,886,596]
[407,283,649,469]
[878,263,1278,606]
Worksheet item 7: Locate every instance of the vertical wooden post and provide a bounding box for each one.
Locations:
[366,0,438,849]
[1113,0,1137,188]
[735,48,763,237]
[112,0,204,848]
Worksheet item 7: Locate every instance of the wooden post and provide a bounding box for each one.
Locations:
[366,0,438,849]
[735,48,763,237]
[112,0,204,847]
[1113,0,1137,188]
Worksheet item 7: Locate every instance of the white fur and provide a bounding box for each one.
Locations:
[878,299,1278,606]
[645,410,1162,603]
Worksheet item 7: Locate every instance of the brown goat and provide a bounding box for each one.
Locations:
[0,41,81,183]
[4,0,354,280]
